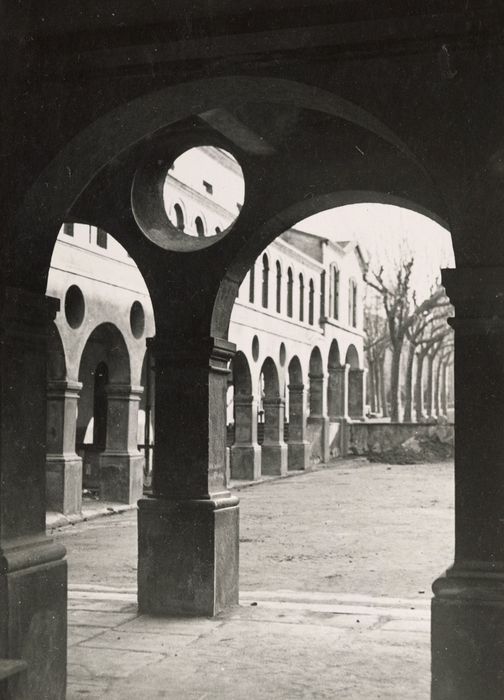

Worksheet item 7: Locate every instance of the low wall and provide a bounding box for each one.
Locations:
[348,422,454,463]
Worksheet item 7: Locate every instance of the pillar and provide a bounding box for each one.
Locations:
[99,384,144,503]
[348,368,366,420]
[261,397,288,476]
[307,372,330,462]
[432,267,504,699]
[287,383,310,470]
[138,336,239,616]
[46,379,83,515]
[0,287,67,698]
[230,392,261,480]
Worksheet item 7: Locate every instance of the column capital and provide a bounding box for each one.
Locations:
[147,335,235,371]
[47,379,82,398]
[104,383,143,399]
[287,383,305,392]
[0,287,59,346]
[442,266,504,318]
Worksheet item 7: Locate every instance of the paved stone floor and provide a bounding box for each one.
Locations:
[56,459,454,699]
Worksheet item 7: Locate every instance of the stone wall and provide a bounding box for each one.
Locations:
[348,422,454,463]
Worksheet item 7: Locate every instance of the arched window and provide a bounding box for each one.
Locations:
[262,254,269,308]
[215,226,221,235]
[275,261,282,313]
[195,216,205,238]
[332,266,339,320]
[320,270,326,318]
[174,203,185,231]
[299,273,305,322]
[249,264,255,303]
[308,279,315,325]
[349,279,358,327]
[287,267,293,318]
[93,362,108,449]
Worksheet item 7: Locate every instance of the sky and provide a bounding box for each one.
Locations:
[297,203,455,301]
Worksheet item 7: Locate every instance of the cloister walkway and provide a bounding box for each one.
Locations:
[55,459,453,699]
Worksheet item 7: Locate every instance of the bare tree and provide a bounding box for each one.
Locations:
[364,302,389,416]
[365,259,449,422]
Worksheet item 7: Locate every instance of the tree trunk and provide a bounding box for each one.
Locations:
[426,354,435,418]
[373,358,381,414]
[434,355,443,418]
[414,352,426,422]
[390,341,403,422]
[367,352,377,413]
[379,355,389,418]
[403,341,415,422]
[441,358,448,416]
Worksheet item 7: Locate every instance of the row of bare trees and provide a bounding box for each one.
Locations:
[364,259,454,422]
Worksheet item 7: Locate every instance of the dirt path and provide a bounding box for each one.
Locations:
[56,459,454,599]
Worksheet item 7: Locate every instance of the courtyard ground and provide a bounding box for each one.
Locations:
[54,458,454,699]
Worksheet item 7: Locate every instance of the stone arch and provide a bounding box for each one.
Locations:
[308,347,324,417]
[287,355,310,471]
[345,344,365,421]
[259,357,287,477]
[229,351,261,481]
[260,357,280,399]
[288,355,303,387]
[327,340,346,421]
[345,344,360,370]
[76,322,142,503]
[212,193,451,340]
[233,350,253,396]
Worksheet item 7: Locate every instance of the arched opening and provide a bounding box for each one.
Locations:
[299,273,305,322]
[287,267,293,318]
[77,322,140,504]
[230,351,261,480]
[4,72,464,700]
[259,357,287,476]
[262,254,269,308]
[249,264,256,303]
[195,216,205,238]
[173,203,185,231]
[308,279,315,325]
[276,260,282,313]
[332,266,340,320]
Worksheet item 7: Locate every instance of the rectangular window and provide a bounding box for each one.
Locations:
[62,223,74,237]
[96,228,108,249]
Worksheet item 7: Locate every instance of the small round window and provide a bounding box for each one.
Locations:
[65,285,85,329]
[132,145,245,252]
[130,301,145,339]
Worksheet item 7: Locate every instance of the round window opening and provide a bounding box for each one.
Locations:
[252,335,260,362]
[65,285,85,329]
[130,301,145,339]
[132,145,245,252]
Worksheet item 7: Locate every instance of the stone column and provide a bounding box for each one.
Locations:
[138,336,239,616]
[0,287,67,698]
[348,368,366,420]
[261,396,288,475]
[432,267,504,699]
[287,383,310,470]
[307,372,330,463]
[99,384,144,504]
[230,392,261,480]
[46,379,83,515]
